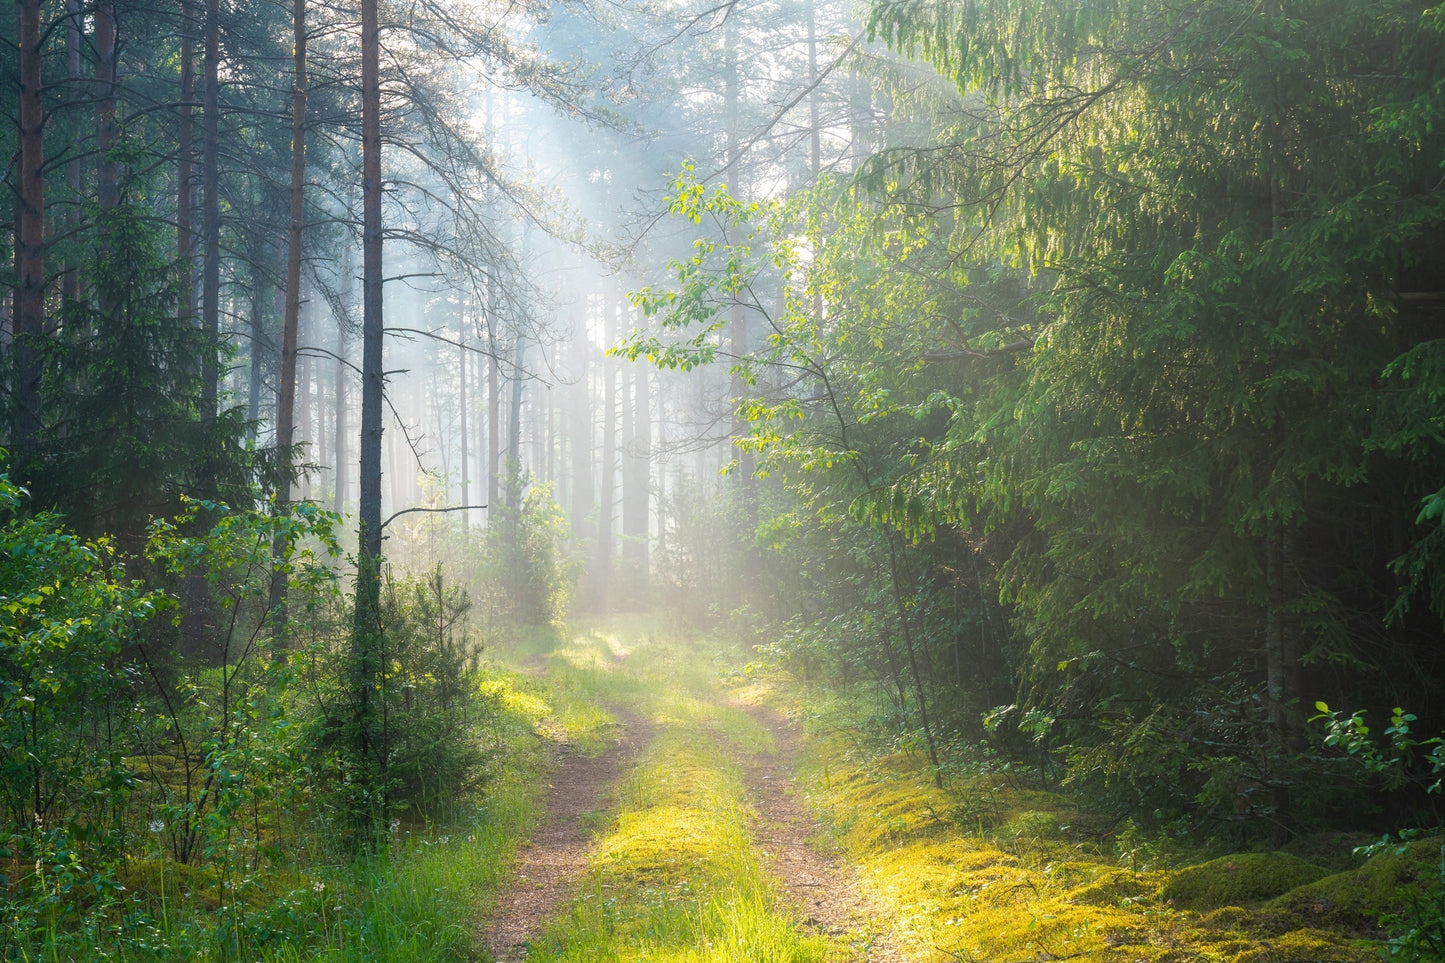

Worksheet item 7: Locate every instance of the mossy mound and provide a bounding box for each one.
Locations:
[1200,905,1269,934]
[1069,867,1162,907]
[1229,927,1376,962]
[1266,835,1444,935]
[596,803,731,888]
[1279,832,1374,873]
[1160,852,1329,910]
[116,859,225,910]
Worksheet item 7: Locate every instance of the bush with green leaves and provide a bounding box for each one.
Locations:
[296,563,495,830]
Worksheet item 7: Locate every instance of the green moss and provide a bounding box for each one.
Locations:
[1070,868,1163,907]
[115,859,226,911]
[1228,927,1377,962]
[1160,853,1330,910]
[1200,905,1268,934]
[1266,835,1443,934]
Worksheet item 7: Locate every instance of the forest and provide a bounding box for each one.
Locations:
[3,0,1445,959]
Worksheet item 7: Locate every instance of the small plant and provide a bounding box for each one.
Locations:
[1383,841,1445,962]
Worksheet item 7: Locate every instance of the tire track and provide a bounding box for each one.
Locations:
[740,706,915,963]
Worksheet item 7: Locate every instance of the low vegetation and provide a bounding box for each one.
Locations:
[736,670,1445,963]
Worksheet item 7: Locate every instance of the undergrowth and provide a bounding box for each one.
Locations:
[1,632,577,963]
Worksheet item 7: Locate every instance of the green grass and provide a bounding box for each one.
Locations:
[7,629,563,963]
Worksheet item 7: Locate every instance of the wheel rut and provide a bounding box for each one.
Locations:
[478,706,653,962]
[739,706,915,963]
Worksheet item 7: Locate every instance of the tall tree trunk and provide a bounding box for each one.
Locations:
[723,15,753,491]
[333,250,351,515]
[13,0,45,451]
[247,253,266,440]
[62,0,82,309]
[458,301,469,533]
[1264,523,1302,844]
[269,0,308,643]
[96,0,117,215]
[177,0,196,322]
[201,0,221,452]
[570,309,593,541]
[351,0,385,846]
[886,530,943,789]
[486,306,500,517]
[623,367,649,572]
[507,338,524,507]
[276,0,307,499]
[596,291,617,609]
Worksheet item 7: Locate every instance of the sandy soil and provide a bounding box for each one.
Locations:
[477,709,652,962]
[739,706,914,963]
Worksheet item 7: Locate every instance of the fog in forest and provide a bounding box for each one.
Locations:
[8,0,1445,926]
[221,0,880,622]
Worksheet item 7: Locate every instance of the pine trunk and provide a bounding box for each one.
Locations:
[14,0,44,450]
[201,0,220,441]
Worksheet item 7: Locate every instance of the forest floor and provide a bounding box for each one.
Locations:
[473,620,1437,963]
[478,695,912,961]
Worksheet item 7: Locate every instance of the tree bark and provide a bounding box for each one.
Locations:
[333,250,351,515]
[723,15,754,491]
[14,0,45,450]
[276,0,308,502]
[1264,523,1302,844]
[351,0,385,845]
[623,366,649,572]
[201,0,221,445]
[487,298,500,517]
[596,290,617,609]
[457,300,469,532]
[177,0,196,322]
[268,0,306,643]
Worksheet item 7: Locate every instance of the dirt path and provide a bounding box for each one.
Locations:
[478,681,910,962]
[740,707,915,963]
[477,708,652,962]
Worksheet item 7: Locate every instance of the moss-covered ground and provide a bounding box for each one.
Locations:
[740,673,1442,963]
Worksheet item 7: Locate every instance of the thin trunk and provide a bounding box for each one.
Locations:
[247,258,266,440]
[487,313,500,517]
[458,304,469,533]
[96,0,117,214]
[807,0,821,182]
[63,0,82,309]
[723,17,753,490]
[276,0,307,499]
[596,292,617,609]
[333,250,351,515]
[507,339,524,506]
[570,312,592,539]
[886,531,943,789]
[270,0,308,643]
[177,0,196,322]
[14,0,44,450]
[201,0,221,441]
[352,0,385,845]
[623,367,649,569]
[1264,524,1302,843]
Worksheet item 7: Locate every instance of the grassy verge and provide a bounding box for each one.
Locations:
[744,676,1436,963]
[4,625,614,963]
